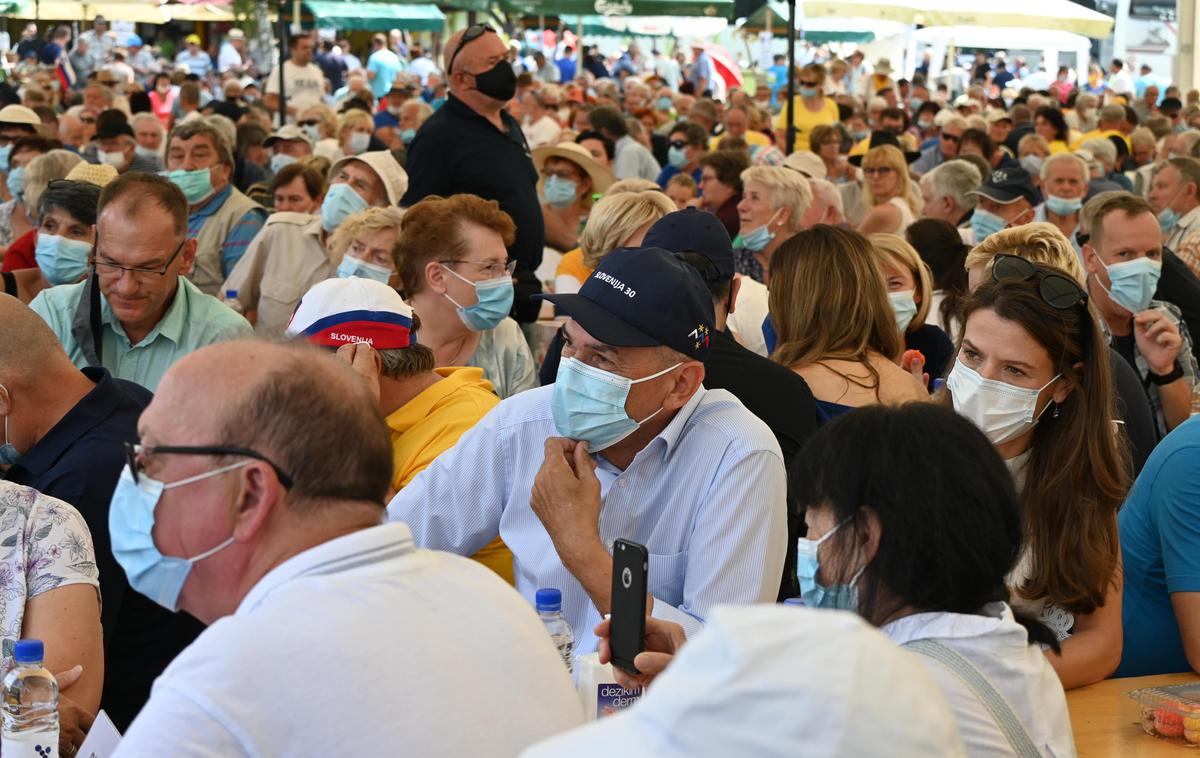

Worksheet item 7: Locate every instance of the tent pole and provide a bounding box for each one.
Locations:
[785,0,795,154]
[277,0,287,126]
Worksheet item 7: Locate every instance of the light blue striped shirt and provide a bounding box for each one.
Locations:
[387,384,788,652]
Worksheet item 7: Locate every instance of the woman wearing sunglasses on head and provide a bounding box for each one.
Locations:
[945,255,1132,690]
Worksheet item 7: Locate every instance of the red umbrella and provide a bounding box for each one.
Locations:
[703,43,743,89]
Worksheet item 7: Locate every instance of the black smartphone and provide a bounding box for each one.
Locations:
[609,538,649,676]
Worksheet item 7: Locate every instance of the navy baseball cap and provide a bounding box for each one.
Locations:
[969,167,1041,206]
[536,247,715,360]
[642,208,734,282]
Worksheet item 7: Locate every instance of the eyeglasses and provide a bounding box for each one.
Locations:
[941,132,962,143]
[80,115,97,124]
[990,253,1088,310]
[297,119,319,127]
[542,169,582,182]
[447,23,496,76]
[124,442,294,488]
[668,139,688,149]
[863,166,893,176]
[441,258,517,278]
[92,238,186,281]
[798,80,820,88]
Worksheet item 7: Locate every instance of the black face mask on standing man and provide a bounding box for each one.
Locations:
[471,60,517,103]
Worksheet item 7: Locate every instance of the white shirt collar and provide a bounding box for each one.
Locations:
[881,602,1020,646]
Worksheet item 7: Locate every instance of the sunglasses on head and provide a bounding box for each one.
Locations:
[990,253,1088,310]
[447,23,496,76]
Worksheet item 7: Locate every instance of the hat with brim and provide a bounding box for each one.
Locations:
[968,167,1040,206]
[264,123,314,149]
[533,142,614,197]
[330,150,409,207]
[0,104,40,127]
[848,131,920,166]
[65,162,119,188]
[783,150,827,179]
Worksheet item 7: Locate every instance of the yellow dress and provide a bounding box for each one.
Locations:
[773,97,840,152]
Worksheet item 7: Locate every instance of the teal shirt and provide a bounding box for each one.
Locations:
[30,276,253,392]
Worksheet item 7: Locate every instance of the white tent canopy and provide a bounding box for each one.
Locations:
[801,0,1114,39]
[907,25,1092,87]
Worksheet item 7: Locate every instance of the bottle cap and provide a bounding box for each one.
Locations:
[535,588,562,612]
[13,639,43,665]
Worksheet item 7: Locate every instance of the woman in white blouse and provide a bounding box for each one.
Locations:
[0,482,103,754]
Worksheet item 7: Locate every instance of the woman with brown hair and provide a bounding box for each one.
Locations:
[945,255,1130,689]
[770,225,926,423]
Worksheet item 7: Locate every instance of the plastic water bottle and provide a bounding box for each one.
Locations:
[536,588,574,674]
[2,639,59,758]
[223,289,243,315]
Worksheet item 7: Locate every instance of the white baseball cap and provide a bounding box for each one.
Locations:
[522,606,967,758]
[285,278,416,350]
[0,104,40,126]
[330,149,409,207]
[783,150,827,180]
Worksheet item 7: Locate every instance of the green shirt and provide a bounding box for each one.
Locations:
[30,276,253,391]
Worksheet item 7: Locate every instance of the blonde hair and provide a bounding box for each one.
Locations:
[300,103,339,139]
[740,166,812,234]
[605,178,660,194]
[800,62,827,88]
[24,149,84,216]
[578,190,674,268]
[1017,134,1050,157]
[328,206,406,269]
[337,109,374,141]
[861,145,920,215]
[869,233,934,332]
[770,225,902,378]
[965,222,1085,285]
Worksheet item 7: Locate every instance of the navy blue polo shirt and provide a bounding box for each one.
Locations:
[3,367,203,730]
[401,93,544,322]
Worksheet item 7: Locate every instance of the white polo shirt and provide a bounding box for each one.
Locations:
[115,523,583,756]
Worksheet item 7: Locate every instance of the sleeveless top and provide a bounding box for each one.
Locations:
[886,196,916,235]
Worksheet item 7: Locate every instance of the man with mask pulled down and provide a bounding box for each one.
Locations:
[388,247,787,652]
[401,24,545,327]
[222,150,408,338]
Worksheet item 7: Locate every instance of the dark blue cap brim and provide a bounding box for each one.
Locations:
[534,292,661,348]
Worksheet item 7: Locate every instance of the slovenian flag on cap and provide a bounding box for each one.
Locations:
[297,309,414,350]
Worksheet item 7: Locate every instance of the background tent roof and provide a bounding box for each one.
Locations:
[302,0,445,31]
[800,0,1114,39]
[507,0,732,19]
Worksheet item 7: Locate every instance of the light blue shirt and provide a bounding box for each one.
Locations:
[367,49,402,99]
[30,276,252,391]
[387,384,788,652]
[173,49,213,79]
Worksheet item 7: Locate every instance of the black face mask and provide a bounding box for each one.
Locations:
[471,60,516,103]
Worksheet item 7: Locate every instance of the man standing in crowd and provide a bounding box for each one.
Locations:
[174,34,212,82]
[367,33,403,103]
[315,39,349,94]
[217,28,249,77]
[30,174,251,391]
[265,35,325,123]
[403,24,544,325]
[113,340,583,754]
[166,120,266,296]
[0,295,202,730]
[389,246,787,651]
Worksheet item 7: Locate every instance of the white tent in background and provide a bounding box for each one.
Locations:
[800,0,1113,39]
[907,25,1093,91]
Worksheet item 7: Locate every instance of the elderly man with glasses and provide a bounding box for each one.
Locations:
[29,173,251,392]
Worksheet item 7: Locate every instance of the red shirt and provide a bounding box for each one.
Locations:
[1,229,37,271]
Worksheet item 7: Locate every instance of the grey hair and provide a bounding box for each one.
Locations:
[168,119,235,168]
[1040,153,1089,183]
[1080,138,1117,166]
[808,177,844,217]
[921,160,981,211]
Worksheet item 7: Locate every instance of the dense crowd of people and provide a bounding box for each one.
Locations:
[2,14,1200,756]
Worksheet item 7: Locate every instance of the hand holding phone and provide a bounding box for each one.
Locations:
[609,538,649,675]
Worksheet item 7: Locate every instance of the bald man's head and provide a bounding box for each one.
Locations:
[147,341,393,511]
[0,294,76,386]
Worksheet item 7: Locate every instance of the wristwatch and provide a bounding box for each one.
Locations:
[1147,361,1184,386]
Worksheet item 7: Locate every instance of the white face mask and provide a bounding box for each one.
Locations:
[946,360,1060,445]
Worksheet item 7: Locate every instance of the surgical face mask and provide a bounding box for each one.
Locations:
[35,234,92,285]
[740,209,780,253]
[1097,255,1162,314]
[301,124,321,143]
[970,207,1008,243]
[441,264,515,331]
[135,144,161,160]
[347,131,371,155]
[167,167,215,205]
[270,152,298,174]
[98,149,127,169]
[1159,207,1180,232]
[543,175,578,209]
[108,463,242,612]
[655,96,673,111]
[796,519,865,611]
[0,144,13,173]
[947,360,1060,445]
[471,59,518,102]
[798,86,818,98]
[387,105,403,116]
[667,145,688,169]
[337,255,392,283]
[400,127,417,144]
[910,98,926,113]
[551,356,681,451]
[1045,194,1083,216]
[5,165,23,203]
[1019,154,1043,176]
[321,182,369,232]
[889,290,918,333]
[0,385,18,467]
[851,129,870,142]
[917,118,934,130]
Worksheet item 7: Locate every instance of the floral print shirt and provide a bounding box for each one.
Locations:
[0,482,99,664]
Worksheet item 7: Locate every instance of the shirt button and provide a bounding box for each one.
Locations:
[618,478,628,488]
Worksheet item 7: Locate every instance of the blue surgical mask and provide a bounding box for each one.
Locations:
[5,165,23,203]
[1097,255,1162,314]
[337,255,392,283]
[667,145,688,169]
[321,182,369,232]
[795,519,865,611]
[301,124,321,143]
[1159,207,1180,232]
[400,127,417,144]
[0,384,18,467]
[970,207,1007,243]
[442,264,515,331]
[889,290,918,333]
[910,98,925,113]
[270,152,297,174]
[544,175,578,209]
[347,131,371,155]
[108,463,241,612]
[1045,194,1082,216]
[655,96,673,111]
[740,210,780,253]
[798,86,818,98]
[35,234,92,285]
[917,118,934,130]
[167,168,215,205]
[0,144,13,174]
[1019,154,1043,176]
[551,357,681,451]
[851,129,870,141]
